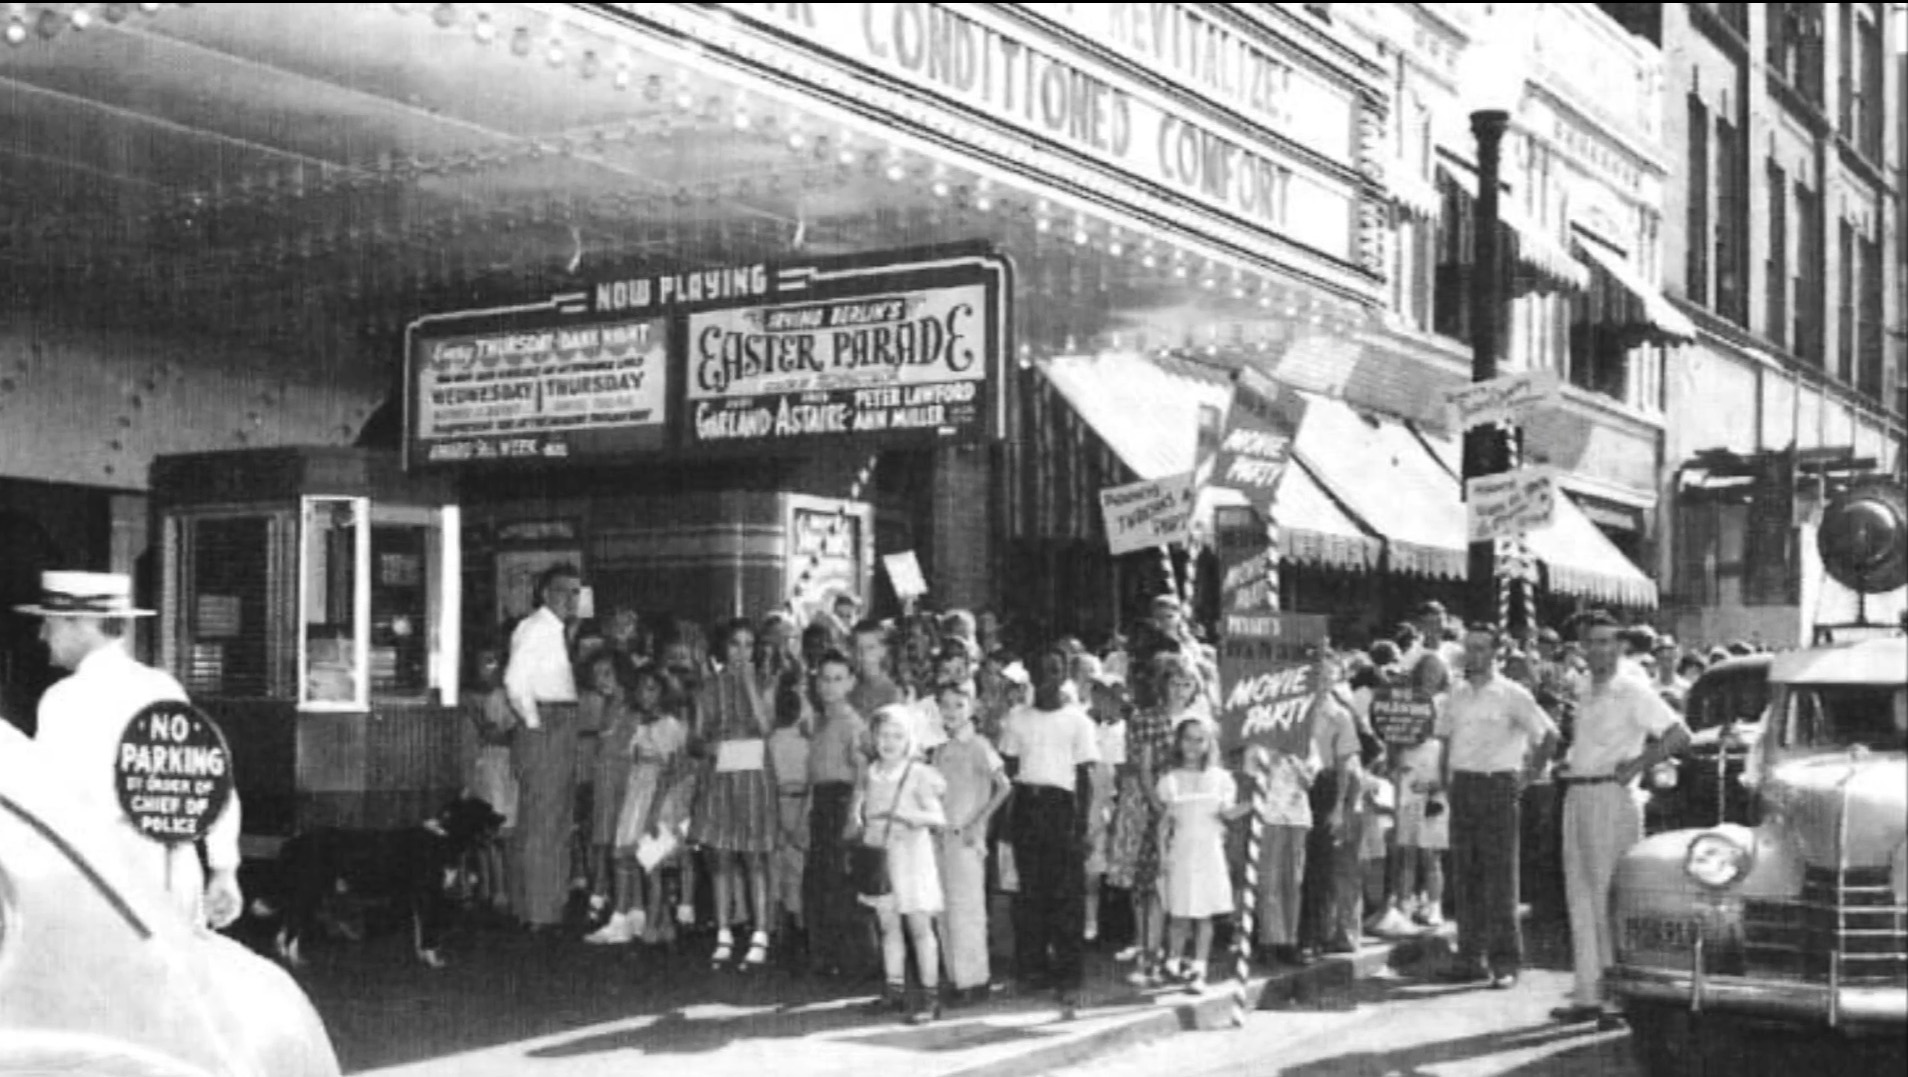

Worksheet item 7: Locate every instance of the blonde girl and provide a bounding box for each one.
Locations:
[1157,717,1251,992]
[853,704,949,1025]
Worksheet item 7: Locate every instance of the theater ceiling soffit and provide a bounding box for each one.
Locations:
[0,3,1372,382]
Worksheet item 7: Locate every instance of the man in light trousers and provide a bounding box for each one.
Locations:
[1553,611,1688,1029]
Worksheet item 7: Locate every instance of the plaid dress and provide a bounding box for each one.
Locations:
[1105,706,1176,892]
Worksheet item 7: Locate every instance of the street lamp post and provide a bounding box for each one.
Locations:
[1460,7,1527,628]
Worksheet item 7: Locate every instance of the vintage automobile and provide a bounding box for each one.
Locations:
[1607,479,1907,1076]
[1643,654,1771,834]
[0,727,341,1077]
[1608,637,1905,1072]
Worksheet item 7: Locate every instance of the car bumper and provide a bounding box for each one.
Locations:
[1608,964,1907,1032]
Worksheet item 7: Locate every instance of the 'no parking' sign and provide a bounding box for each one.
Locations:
[114,701,234,845]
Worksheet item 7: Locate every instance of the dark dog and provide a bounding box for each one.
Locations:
[253,796,505,969]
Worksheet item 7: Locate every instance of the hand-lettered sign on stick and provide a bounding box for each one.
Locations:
[1444,370,1562,432]
[1217,618,1329,758]
[882,551,929,601]
[1466,467,1560,543]
[1210,368,1306,514]
[1100,472,1196,556]
[115,701,235,845]
[1370,689,1439,747]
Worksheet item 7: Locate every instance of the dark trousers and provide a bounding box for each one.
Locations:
[1011,784,1085,993]
[1451,771,1524,973]
[804,782,875,975]
[1300,770,1361,949]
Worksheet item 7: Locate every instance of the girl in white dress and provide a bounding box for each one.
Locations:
[853,704,949,1025]
[1157,718,1251,992]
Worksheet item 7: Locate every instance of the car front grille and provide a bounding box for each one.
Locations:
[1741,867,1908,986]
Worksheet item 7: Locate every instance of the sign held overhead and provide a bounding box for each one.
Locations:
[1467,467,1561,543]
[1100,472,1197,556]
[1445,370,1562,432]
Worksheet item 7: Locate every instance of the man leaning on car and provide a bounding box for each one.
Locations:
[1553,610,1690,1029]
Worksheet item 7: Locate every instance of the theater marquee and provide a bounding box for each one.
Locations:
[403,245,1012,467]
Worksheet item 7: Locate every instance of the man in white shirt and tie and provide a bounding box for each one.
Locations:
[1552,610,1689,1029]
[20,570,244,930]
[505,563,583,931]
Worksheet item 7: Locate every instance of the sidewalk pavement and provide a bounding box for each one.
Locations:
[334,930,1454,1077]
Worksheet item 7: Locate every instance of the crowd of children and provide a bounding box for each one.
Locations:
[456,595,1463,1026]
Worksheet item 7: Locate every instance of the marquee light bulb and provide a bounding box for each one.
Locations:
[472,12,496,42]
[70,7,93,29]
[885,160,907,182]
[4,19,26,45]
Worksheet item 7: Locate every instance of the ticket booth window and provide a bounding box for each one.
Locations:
[300,497,369,712]
[178,515,274,698]
[298,497,457,711]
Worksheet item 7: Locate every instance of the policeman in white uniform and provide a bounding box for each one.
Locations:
[18,571,245,929]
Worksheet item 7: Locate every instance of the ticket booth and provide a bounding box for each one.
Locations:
[151,447,461,854]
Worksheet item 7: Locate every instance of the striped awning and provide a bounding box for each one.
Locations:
[1195,461,1383,573]
[1572,236,1699,344]
[1436,162,1591,293]
[1294,394,1471,581]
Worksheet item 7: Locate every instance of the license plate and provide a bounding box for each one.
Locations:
[1625,916,1699,952]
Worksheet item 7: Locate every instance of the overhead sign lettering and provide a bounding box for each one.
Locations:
[714,1,1358,262]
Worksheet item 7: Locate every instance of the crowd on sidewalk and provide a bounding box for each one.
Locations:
[464,566,1731,1030]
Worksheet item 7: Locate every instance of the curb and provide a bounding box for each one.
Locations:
[946,930,1453,1077]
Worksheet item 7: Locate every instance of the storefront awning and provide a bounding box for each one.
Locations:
[1038,352,1219,479]
[1571,238,1699,344]
[1196,462,1383,573]
[1041,355,1380,571]
[1435,163,1591,293]
[1295,395,1471,580]
[1390,168,1443,221]
[1524,490,1661,609]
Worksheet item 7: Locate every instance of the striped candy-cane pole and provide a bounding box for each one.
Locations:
[1230,517,1281,1027]
[1235,748,1272,1027]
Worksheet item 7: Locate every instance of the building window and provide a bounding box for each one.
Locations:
[1837,218,1856,383]
[1715,117,1747,325]
[1686,94,1710,306]
[179,515,275,698]
[1767,3,1826,106]
[1765,162,1787,347]
[1794,180,1823,365]
[1855,4,1884,161]
[1858,234,1884,400]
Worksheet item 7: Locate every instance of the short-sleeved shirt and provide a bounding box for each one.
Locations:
[1310,690,1362,766]
[1567,674,1681,778]
[860,762,948,848]
[768,726,812,793]
[1439,674,1555,774]
[935,732,1005,828]
[1096,719,1129,768]
[1000,703,1100,791]
[808,706,870,786]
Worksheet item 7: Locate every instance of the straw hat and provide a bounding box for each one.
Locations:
[11,571,154,618]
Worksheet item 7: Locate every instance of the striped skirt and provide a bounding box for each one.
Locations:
[692,762,779,854]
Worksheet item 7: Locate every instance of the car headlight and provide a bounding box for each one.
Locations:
[1685,832,1753,889]
[1892,840,1907,905]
